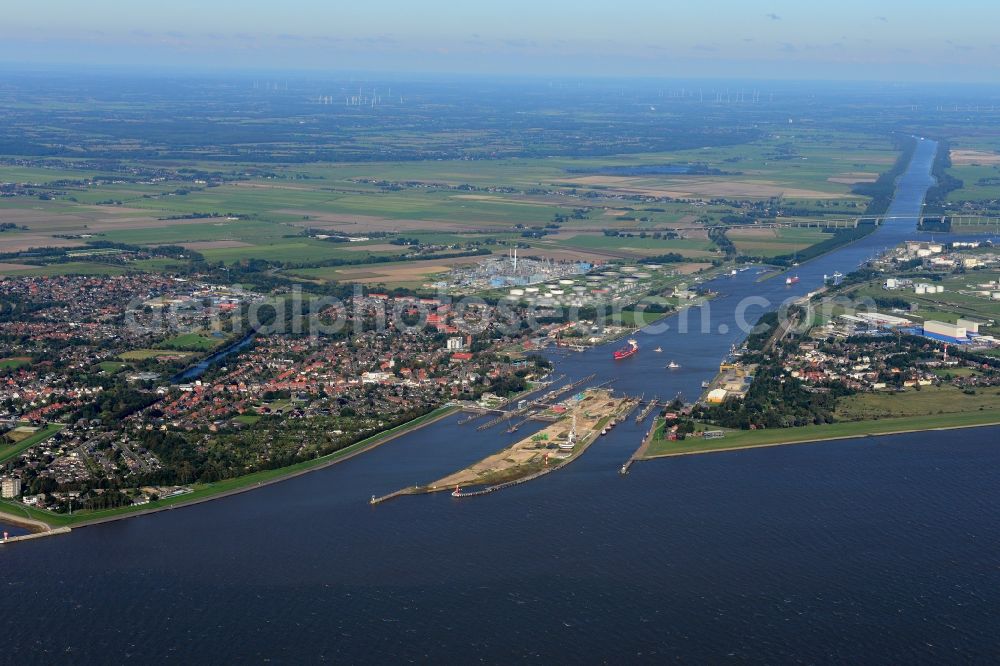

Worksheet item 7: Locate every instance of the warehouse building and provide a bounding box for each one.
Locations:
[957,318,982,334]
[922,320,969,343]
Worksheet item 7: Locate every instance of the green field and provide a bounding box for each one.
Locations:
[119,349,195,361]
[0,357,31,369]
[160,332,225,351]
[728,227,832,257]
[0,262,130,277]
[835,385,1000,421]
[544,233,718,258]
[946,163,1000,202]
[0,424,63,464]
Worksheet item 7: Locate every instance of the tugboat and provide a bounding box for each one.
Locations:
[613,339,639,360]
[701,380,711,388]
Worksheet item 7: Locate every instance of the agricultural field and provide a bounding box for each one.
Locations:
[835,384,1000,421]
[727,227,833,258]
[0,81,910,288]
[537,232,719,260]
[0,261,131,277]
[945,161,1000,202]
[285,258,482,288]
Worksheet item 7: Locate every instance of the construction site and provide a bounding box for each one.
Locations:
[371,387,638,503]
[434,389,635,493]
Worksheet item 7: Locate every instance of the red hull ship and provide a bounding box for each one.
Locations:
[614,339,639,360]
[785,275,800,285]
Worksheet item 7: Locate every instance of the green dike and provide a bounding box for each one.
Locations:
[644,409,1000,458]
[0,424,63,464]
[2,406,458,528]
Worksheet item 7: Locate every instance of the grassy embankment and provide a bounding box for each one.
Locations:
[0,406,458,529]
[650,410,1000,457]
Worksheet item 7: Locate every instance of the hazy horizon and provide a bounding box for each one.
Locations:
[3,0,1000,83]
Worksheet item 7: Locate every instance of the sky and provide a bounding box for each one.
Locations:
[3,0,1000,82]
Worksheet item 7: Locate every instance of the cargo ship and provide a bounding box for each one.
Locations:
[613,339,639,360]
[785,275,800,286]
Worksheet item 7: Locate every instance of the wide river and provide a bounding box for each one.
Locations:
[5,139,1000,662]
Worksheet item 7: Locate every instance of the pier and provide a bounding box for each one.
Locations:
[0,526,72,545]
[370,488,417,505]
[621,420,658,475]
[450,467,554,498]
[457,408,492,425]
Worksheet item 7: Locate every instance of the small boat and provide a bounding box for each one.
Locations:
[786,275,800,285]
[667,361,680,369]
[654,346,663,353]
[701,380,711,389]
[601,428,608,436]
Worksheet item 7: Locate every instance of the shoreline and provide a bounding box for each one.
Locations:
[639,418,1000,461]
[0,509,56,532]
[1,405,459,534]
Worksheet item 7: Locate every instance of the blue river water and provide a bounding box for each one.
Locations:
[3,138,1000,662]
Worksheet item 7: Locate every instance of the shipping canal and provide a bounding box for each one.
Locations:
[5,138,1000,662]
